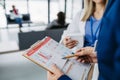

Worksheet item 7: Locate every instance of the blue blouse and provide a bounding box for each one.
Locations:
[84,16,102,47]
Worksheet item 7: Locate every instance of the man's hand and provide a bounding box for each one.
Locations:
[75,47,97,63]
[47,64,64,80]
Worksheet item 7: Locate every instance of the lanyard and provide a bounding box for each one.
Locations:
[90,17,101,44]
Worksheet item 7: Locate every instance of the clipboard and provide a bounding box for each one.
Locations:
[23,36,92,80]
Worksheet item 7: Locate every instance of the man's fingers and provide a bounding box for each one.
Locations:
[51,64,60,73]
[76,56,93,64]
[75,47,93,56]
[47,71,54,77]
[75,50,85,57]
[51,64,57,70]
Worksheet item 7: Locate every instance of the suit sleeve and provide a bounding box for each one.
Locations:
[58,75,72,80]
[109,0,120,79]
[114,24,120,80]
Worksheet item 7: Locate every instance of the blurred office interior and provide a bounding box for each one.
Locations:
[0,0,82,80]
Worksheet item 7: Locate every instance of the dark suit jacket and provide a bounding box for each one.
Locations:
[58,75,72,80]
[96,0,120,80]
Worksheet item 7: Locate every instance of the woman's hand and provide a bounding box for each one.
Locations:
[75,47,97,63]
[63,36,78,49]
[47,64,64,80]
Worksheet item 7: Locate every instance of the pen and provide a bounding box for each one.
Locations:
[62,54,78,59]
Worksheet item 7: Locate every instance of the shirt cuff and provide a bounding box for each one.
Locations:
[58,75,72,80]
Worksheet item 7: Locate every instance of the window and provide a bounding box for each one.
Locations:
[0,0,7,28]
[50,0,65,22]
[29,0,48,24]
[5,0,28,14]
[66,0,82,22]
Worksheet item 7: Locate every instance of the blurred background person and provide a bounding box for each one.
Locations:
[47,11,68,29]
[10,5,23,32]
[12,5,18,15]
